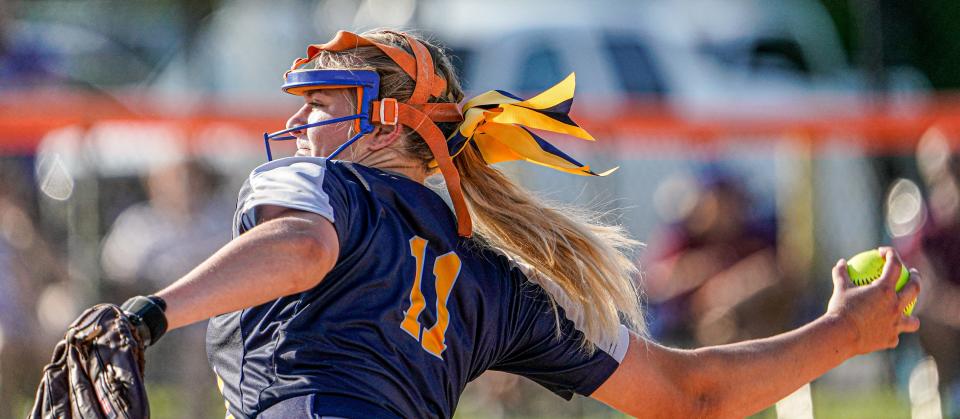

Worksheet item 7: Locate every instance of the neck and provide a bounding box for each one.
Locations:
[351,147,428,184]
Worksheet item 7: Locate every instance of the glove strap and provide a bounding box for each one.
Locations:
[121,295,168,346]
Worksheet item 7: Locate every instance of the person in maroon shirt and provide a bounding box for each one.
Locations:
[900,128,960,412]
[645,169,795,347]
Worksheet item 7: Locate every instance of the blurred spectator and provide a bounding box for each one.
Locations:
[101,158,231,287]
[645,166,796,347]
[0,158,67,417]
[898,127,960,415]
[100,157,232,418]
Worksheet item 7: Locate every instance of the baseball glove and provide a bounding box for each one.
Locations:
[29,304,150,419]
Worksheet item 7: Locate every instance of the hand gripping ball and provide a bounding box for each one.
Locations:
[846,249,916,316]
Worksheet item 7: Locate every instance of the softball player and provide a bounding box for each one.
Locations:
[121,29,920,418]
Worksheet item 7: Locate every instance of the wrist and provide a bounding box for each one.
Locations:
[818,312,860,358]
[121,295,168,346]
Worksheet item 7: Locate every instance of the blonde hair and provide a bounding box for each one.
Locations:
[311,29,646,349]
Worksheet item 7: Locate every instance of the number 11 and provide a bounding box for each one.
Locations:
[400,236,461,359]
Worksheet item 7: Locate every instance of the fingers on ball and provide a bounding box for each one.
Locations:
[833,259,851,289]
[877,247,903,288]
[899,315,921,333]
[900,280,921,306]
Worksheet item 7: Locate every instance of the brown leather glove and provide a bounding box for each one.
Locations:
[29,304,150,419]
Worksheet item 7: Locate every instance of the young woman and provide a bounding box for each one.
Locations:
[124,29,921,418]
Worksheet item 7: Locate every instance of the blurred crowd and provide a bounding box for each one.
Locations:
[0,154,235,416]
[900,128,960,413]
[644,166,789,347]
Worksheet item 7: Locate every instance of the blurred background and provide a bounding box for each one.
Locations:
[2,0,960,418]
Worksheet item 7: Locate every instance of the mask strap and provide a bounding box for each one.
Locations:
[399,33,446,104]
[372,102,463,124]
[292,31,416,79]
[289,31,448,103]
[395,103,472,237]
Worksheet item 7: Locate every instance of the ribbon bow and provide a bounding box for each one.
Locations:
[448,73,616,176]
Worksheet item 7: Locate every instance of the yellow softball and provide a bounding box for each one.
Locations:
[846,249,915,315]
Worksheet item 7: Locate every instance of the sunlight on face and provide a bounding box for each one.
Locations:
[285,88,358,157]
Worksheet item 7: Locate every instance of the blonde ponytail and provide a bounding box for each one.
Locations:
[455,145,646,349]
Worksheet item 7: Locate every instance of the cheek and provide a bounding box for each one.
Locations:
[306,114,352,153]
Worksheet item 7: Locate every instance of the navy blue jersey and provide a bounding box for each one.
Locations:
[206,157,630,419]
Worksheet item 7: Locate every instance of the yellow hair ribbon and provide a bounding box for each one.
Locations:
[448,73,616,176]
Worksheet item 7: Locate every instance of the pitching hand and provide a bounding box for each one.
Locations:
[826,247,921,356]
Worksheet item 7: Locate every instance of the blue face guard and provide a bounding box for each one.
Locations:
[263,69,381,161]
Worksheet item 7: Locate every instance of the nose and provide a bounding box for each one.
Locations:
[286,104,310,137]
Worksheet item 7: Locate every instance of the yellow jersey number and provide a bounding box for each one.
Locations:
[400,236,461,358]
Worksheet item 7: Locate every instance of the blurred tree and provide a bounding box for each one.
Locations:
[818,0,960,89]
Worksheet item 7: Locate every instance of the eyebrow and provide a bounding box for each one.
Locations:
[308,89,336,101]
[305,95,327,106]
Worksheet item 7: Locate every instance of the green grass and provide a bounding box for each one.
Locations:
[13,381,917,418]
[747,387,913,419]
[809,387,912,419]
[147,383,226,419]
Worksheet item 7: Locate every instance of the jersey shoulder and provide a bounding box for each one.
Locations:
[234,157,366,236]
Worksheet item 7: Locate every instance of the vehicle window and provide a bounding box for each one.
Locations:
[516,42,566,93]
[699,37,811,77]
[603,32,666,95]
[750,38,810,75]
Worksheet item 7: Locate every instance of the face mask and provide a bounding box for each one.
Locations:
[263,69,380,161]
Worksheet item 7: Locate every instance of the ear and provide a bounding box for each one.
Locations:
[365,124,403,151]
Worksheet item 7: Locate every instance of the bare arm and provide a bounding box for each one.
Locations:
[593,247,921,418]
[154,206,339,330]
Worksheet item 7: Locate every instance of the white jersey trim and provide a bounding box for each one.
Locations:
[234,157,335,236]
